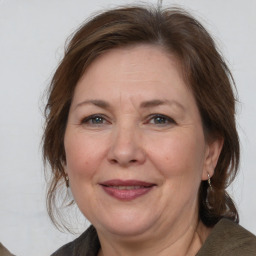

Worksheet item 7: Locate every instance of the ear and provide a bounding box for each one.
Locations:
[201,137,224,180]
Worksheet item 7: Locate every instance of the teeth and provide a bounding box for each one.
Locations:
[110,186,144,190]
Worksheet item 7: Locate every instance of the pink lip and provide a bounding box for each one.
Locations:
[100,179,156,201]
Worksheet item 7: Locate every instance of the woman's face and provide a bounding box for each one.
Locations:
[64,45,218,239]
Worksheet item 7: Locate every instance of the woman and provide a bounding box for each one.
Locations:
[43,5,256,255]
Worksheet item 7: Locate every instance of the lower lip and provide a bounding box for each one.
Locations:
[101,186,154,200]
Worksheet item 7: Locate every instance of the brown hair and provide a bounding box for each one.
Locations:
[43,5,239,230]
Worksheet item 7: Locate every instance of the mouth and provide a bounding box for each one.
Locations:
[99,179,156,200]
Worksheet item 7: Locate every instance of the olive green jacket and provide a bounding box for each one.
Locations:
[51,218,256,256]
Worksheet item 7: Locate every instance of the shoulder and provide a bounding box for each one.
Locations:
[0,243,15,256]
[197,218,256,256]
[51,226,100,256]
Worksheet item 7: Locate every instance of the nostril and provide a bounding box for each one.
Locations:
[110,159,118,164]
[109,158,137,165]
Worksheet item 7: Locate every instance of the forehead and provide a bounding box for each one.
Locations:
[84,44,181,78]
[70,44,201,123]
[73,44,189,99]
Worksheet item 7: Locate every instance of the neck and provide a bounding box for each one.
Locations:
[97,219,212,256]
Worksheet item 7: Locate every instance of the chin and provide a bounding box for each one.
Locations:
[95,211,158,238]
[104,222,153,239]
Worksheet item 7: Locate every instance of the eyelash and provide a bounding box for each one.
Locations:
[80,114,176,127]
[81,114,109,126]
[146,114,176,126]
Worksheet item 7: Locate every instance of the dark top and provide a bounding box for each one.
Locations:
[0,243,15,256]
[51,218,256,256]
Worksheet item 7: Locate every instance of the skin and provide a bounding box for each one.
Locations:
[64,45,223,255]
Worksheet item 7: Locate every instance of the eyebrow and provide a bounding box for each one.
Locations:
[75,99,111,110]
[139,99,185,110]
[75,99,185,111]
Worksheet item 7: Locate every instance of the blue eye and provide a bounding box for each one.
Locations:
[81,115,108,126]
[90,116,104,124]
[148,114,175,126]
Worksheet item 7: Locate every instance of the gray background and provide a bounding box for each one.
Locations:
[0,0,255,255]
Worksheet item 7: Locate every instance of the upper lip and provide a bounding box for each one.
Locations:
[100,179,156,187]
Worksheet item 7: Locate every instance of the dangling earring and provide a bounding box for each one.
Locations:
[65,174,69,187]
[207,173,212,188]
[206,173,214,206]
[64,174,73,199]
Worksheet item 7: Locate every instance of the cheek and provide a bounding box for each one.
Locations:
[149,132,205,209]
[147,130,206,179]
[64,134,105,181]
[64,134,107,213]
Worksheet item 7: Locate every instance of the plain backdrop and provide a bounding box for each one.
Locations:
[0,0,255,255]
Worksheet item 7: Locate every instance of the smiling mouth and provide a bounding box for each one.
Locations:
[104,185,149,190]
[100,180,156,200]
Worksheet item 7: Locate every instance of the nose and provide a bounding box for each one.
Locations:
[107,125,146,167]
